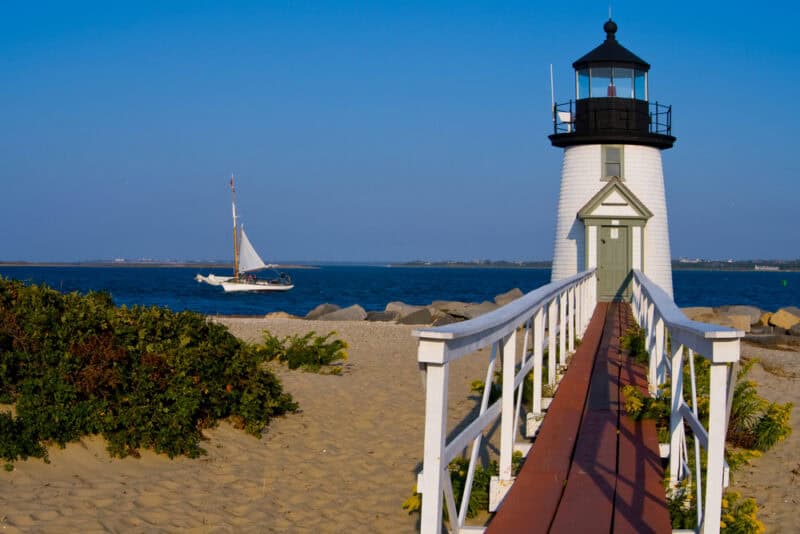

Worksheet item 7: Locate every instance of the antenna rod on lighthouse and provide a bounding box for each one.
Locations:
[550,63,555,126]
[230,174,239,278]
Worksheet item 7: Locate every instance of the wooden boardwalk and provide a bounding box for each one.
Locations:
[486,302,672,534]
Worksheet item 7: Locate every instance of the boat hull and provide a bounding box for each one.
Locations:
[221,280,294,293]
[196,274,233,286]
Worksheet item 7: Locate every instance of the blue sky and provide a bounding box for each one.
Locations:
[2,1,798,262]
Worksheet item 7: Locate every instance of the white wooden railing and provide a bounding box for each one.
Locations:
[414,270,596,534]
[631,270,743,534]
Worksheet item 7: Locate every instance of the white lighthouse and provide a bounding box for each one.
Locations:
[550,19,675,300]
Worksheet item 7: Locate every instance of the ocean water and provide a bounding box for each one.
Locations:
[0,265,798,317]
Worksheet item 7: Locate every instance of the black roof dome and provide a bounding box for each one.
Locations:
[572,19,650,71]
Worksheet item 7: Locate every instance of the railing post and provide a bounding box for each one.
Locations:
[490,330,517,511]
[703,360,729,534]
[568,287,576,353]
[419,341,449,534]
[669,342,685,487]
[645,304,655,391]
[548,298,557,385]
[579,279,587,332]
[559,291,567,368]
[653,316,664,394]
[532,307,544,416]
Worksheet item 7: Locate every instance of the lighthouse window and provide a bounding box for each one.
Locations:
[602,146,623,179]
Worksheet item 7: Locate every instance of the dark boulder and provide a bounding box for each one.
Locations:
[396,307,433,325]
[366,310,398,322]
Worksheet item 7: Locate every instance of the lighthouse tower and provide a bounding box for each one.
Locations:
[550,19,676,300]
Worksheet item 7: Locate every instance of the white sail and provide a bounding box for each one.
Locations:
[238,227,269,273]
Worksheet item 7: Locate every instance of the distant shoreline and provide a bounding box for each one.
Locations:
[0,261,798,272]
[0,261,318,270]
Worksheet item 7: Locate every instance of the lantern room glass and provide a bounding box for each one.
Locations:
[577,69,590,100]
[634,70,647,100]
[614,68,634,98]
[576,67,648,100]
[590,67,613,97]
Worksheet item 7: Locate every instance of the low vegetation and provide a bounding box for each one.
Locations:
[403,451,524,520]
[619,326,792,533]
[0,278,306,463]
[260,330,348,374]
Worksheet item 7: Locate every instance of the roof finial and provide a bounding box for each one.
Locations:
[603,18,618,41]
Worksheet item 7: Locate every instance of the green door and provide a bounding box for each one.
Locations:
[597,225,630,301]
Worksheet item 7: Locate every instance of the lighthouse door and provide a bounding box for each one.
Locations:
[597,225,630,301]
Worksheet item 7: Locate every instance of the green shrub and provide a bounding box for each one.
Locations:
[752,402,793,451]
[260,331,348,373]
[666,484,697,530]
[0,278,298,462]
[721,491,765,533]
[620,324,649,365]
[726,360,793,452]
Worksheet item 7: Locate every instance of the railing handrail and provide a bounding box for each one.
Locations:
[633,269,742,340]
[414,270,595,364]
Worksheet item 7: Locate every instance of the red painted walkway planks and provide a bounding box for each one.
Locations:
[485,302,671,534]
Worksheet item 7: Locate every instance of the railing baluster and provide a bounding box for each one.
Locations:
[458,344,499,526]
[688,348,704,526]
[490,330,518,512]
[548,298,557,384]
[532,307,544,416]
[669,342,685,486]
[443,467,459,532]
[514,321,532,434]
[645,304,655,392]
[568,287,576,353]
[499,331,517,479]
[559,292,567,368]
[654,316,664,392]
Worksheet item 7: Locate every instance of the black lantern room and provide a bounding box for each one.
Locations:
[549,20,675,149]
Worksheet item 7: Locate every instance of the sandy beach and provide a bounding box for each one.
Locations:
[2,317,798,533]
[730,342,800,531]
[1,318,489,533]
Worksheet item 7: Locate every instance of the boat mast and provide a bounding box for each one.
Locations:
[230,174,239,278]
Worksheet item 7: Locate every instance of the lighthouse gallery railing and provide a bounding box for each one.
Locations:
[632,270,742,534]
[553,99,672,136]
[414,270,596,533]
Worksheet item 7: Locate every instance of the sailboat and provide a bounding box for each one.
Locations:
[196,176,293,293]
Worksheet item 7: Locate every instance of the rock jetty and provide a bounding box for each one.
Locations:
[681,305,800,341]
[259,288,526,326]
[262,292,800,339]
